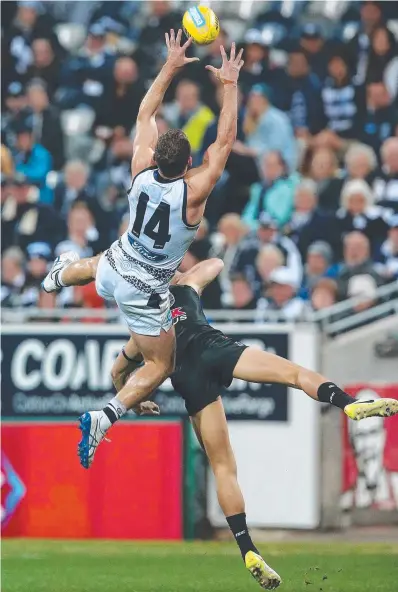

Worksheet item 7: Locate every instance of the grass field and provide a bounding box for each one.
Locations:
[2,540,398,592]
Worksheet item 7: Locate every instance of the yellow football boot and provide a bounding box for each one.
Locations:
[245,550,282,589]
[344,398,398,421]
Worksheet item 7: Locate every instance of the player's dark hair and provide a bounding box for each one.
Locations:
[154,129,191,178]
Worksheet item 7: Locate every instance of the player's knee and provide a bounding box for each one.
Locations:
[110,363,125,388]
[88,255,101,279]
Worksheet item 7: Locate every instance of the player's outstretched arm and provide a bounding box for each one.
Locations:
[132,30,199,177]
[172,258,224,294]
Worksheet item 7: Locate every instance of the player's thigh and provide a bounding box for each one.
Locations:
[131,326,176,371]
[95,253,117,301]
[191,398,236,469]
[233,346,298,386]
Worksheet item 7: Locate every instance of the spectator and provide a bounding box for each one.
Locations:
[376,215,398,279]
[53,160,96,218]
[1,246,25,307]
[231,212,303,296]
[238,29,273,97]
[243,84,297,171]
[213,213,248,306]
[13,119,53,203]
[366,26,398,102]
[285,180,340,258]
[360,82,397,155]
[256,266,305,321]
[2,81,27,150]
[310,278,338,312]
[309,147,344,212]
[316,51,361,147]
[95,57,145,137]
[300,241,338,300]
[344,143,377,185]
[163,80,214,157]
[26,38,61,98]
[230,273,257,311]
[25,79,65,170]
[1,144,14,176]
[1,173,63,252]
[56,201,101,258]
[255,244,284,286]
[337,231,385,311]
[336,180,389,254]
[298,23,330,81]
[3,1,62,77]
[57,22,115,111]
[373,137,398,211]
[273,46,324,136]
[20,241,53,307]
[347,0,385,86]
[243,151,300,229]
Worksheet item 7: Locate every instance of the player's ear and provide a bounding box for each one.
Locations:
[187,155,193,169]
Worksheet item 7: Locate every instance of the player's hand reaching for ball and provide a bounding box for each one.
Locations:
[206,42,244,85]
[132,401,160,416]
[165,29,199,69]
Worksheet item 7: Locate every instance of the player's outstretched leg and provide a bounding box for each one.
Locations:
[42,251,80,292]
[233,348,398,422]
[191,398,281,590]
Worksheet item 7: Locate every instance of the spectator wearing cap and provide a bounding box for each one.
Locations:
[359,82,397,155]
[26,38,61,98]
[337,179,389,254]
[285,180,340,259]
[94,57,145,139]
[299,23,331,82]
[242,151,300,229]
[1,173,63,252]
[230,212,302,297]
[366,26,398,102]
[376,215,398,279]
[314,50,362,152]
[308,147,344,213]
[58,22,115,112]
[299,241,339,300]
[372,138,398,212]
[3,1,63,77]
[242,83,297,172]
[238,29,274,97]
[255,266,305,322]
[23,79,64,170]
[344,143,378,186]
[273,46,325,137]
[1,247,26,307]
[337,231,385,312]
[13,119,53,203]
[20,241,53,307]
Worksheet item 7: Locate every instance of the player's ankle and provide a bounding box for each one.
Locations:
[102,397,127,426]
[317,382,356,411]
[226,512,259,559]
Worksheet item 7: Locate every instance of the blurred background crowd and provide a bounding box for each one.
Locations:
[1,0,398,320]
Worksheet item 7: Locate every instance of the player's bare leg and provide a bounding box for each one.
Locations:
[191,399,281,590]
[42,253,100,292]
[78,329,175,468]
[233,348,398,420]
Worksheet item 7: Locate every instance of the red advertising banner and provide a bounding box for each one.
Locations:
[1,421,183,539]
[342,384,398,511]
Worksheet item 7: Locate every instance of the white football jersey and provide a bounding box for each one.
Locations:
[108,167,199,293]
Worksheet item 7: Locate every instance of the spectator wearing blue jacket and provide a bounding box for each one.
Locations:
[272,46,325,135]
[243,84,298,172]
[13,120,52,203]
[243,151,300,229]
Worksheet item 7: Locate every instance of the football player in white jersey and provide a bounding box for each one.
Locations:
[43,30,244,469]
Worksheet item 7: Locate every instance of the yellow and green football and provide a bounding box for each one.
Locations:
[182,5,220,45]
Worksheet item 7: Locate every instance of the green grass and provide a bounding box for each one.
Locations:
[2,540,398,592]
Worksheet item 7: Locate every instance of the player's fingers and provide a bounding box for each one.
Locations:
[230,41,236,61]
[183,35,193,49]
[185,57,200,63]
[205,65,218,75]
[176,28,182,45]
[170,29,175,44]
[165,32,170,49]
[235,48,244,63]
[220,45,227,62]
[238,59,244,69]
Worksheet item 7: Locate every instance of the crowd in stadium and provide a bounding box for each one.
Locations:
[1,0,398,320]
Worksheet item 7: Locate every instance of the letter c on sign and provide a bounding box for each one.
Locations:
[11,339,45,390]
